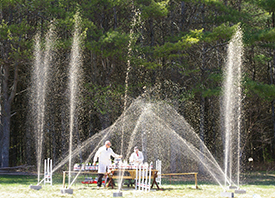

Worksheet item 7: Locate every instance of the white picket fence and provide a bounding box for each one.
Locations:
[135,162,152,191]
[156,159,161,185]
[44,158,52,185]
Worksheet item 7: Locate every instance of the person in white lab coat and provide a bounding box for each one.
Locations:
[93,141,122,187]
[129,146,144,165]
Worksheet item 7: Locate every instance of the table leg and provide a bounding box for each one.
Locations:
[195,173,198,189]
[106,176,115,189]
[150,172,160,190]
[108,171,115,189]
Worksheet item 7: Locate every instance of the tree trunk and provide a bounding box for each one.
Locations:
[0,28,2,168]
[25,124,34,165]
[272,48,275,158]
[170,2,174,37]
[273,12,275,158]
[113,6,117,30]
[180,1,185,31]
[224,0,228,6]
[1,5,18,167]
[271,11,275,158]
[98,113,111,130]
[2,62,18,167]
[2,90,11,167]
[0,3,2,20]
[238,0,241,12]
[149,18,156,85]
[199,4,206,174]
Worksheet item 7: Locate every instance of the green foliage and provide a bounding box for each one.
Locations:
[137,0,169,19]
[0,19,32,40]
[202,87,221,97]
[143,61,162,69]
[0,20,9,39]
[89,30,129,58]
[202,73,222,97]
[0,18,33,62]
[255,0,275,12]
[179,89,196,102]
[179,68,201,77]
[246,28,275,44]
[244,77,275,101]
[84,83,125,115]
[153,29,202,59]
[203,23,240,42]
[254,54,272,64]
[1,0,20,7]
[263,147,274,163]
[258,28,275,42]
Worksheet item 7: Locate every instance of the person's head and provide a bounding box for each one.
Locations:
[105,141,111,148]
[134,146,139,153]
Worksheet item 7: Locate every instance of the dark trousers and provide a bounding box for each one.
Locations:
[97,173,104,187]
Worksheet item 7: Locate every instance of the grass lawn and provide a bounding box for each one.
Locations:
[0,172,275,198]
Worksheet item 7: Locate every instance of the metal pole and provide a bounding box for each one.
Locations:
[135,165,138,190]
[44,159,46,185]
[138,165,141,190]
[145,164,148,192]
[47,158,50,183]
[50,159,52,185]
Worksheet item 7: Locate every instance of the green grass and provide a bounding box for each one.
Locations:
[0,172,275,198]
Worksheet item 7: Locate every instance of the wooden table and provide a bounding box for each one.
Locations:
[62,169,160,190]
[106,169,159,190]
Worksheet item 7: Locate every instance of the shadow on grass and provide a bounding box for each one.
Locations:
[244,171,275,185]
[0,175,37,185]
[161,186,203,191]
[0,174,65,185]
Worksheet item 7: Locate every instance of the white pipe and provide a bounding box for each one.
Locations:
[50,159,52,185]
[44,159,46,185]
[135,165,138,190]
[145,164,148,192]
[138,164,141,190]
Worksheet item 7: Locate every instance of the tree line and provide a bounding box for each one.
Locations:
[0,0,275,169]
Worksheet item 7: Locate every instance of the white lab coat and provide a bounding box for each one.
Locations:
[93,146,120,173]
[129,151,144,165]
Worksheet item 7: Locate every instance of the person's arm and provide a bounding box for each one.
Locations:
[110,148,122,159]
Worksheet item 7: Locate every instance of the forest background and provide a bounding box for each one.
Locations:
[1,0,275,173]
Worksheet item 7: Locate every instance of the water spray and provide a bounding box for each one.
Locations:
[221,25,245,198]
